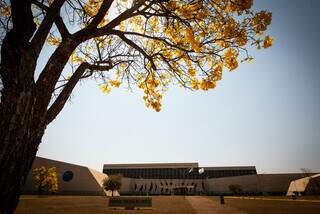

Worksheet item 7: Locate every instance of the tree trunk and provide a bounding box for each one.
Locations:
[0,86,47,213]
[0,1,77,212]
[0,67,46,213]
[0,26,47,213]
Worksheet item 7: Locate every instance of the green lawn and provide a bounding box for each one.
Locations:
[16,195,196,214]
[207,196,320,214]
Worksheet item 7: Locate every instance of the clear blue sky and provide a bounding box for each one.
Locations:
[38,0,320,173]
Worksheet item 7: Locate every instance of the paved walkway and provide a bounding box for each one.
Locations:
[186,196,246,214]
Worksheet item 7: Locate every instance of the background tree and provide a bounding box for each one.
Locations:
[228,184,243,195]
[33,166,58,195]
[102,175,122,196]
[301,168,313,178]
[0,0,272,212]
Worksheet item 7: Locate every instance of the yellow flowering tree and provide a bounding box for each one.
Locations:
[33,166,58,195]
[0,0,272,212]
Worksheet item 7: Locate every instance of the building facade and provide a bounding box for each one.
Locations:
[23,157,118,196]
[104,163,260,195]
[22,158,313,196]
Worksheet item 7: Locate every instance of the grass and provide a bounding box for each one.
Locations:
[16,195,196,214]
[207,196,320,214]
[16,195,320,214]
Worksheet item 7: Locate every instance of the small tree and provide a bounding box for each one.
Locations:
[301,168,313,177]
[33,166,58,195]
[228,184,243,195]
[102,175,122,196]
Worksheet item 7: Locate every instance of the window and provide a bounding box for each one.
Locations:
[62,171,73,182]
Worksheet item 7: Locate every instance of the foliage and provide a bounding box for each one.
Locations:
[0,0,273,114]
[102,175,122,196]
[228,184,243,195]
[300,168,313,177]
[33,166,58,194]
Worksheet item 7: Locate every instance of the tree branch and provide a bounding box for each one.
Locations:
[35,38,78,114]
[45,62,88,124]
[55,16,70,38]
[74,0,143,42]
[32,1,70,38]
[0,0,36,90]
[31,0,49,11]
[87,0,114,29]
[113,30,157,70]
[121,30,191,52]
[31,0,66,57]
[46,62,113,124]
[10,0,36,44]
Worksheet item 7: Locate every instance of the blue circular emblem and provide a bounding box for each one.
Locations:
[63,171,74,182]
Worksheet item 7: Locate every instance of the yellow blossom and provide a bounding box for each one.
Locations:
[263,36,273,48]
[0,5,11,17]
[224,48,239,71]
[69,53,84,63]
[66,75,72,80]
[190,79,199,90]
[109,80,121,88]
[199,79,216,91]
[47,35,61,46]
[188,68,196,77]
[99,84,111,94]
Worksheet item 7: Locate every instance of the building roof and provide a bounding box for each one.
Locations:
[103,163,256,170]
[203,166,256,170]
[103,162,199,169]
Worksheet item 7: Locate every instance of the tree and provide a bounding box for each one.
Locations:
[301,168,313,178]
[102,175,122,196]
[228,184,243,195]
[0,0,272,212]
[33,166,58,195]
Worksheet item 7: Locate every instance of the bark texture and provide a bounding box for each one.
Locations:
[0,1,63,212]
[0,3,44,213]
[0,1,111,213]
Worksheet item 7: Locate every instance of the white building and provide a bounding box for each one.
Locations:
[287,174,320,196]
